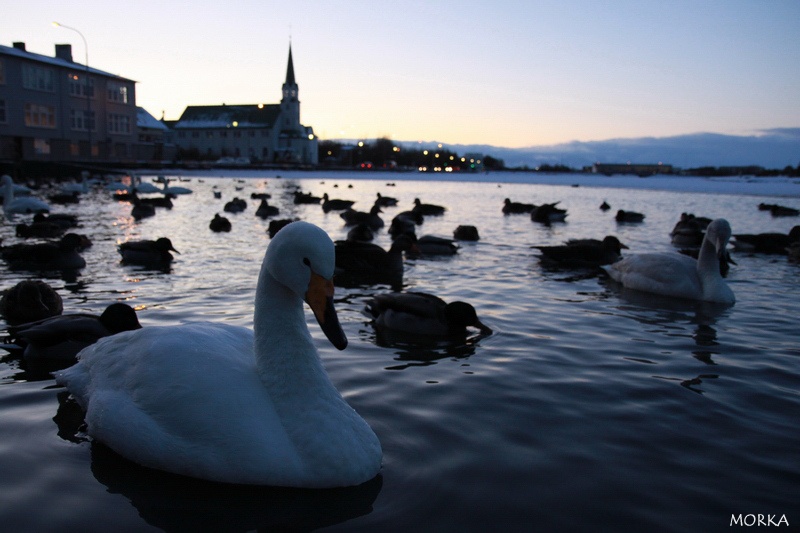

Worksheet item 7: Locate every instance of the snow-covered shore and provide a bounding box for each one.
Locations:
[156,169,800,198]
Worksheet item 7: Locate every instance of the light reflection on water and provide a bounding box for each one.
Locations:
[1,171,799,532]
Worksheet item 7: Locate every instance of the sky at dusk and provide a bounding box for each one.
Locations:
[3,1,799,149]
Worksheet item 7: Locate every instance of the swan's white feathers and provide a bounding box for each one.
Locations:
[57,221,381,487]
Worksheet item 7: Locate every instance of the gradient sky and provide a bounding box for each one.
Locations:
[3,1,799,148]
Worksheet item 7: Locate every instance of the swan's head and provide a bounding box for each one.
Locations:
[706,218,732,259]
[265,221,347,350]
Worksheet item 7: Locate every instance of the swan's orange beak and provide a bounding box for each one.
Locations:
[305,272,348,350]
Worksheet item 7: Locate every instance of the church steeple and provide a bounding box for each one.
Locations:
[280,43,300,131]
[285,45,296,85]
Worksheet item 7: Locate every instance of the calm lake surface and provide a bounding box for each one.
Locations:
[1,171,798,532]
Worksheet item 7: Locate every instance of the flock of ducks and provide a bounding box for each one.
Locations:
[1,172,798,489]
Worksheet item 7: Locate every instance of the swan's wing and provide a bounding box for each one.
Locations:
[604,253,701,299]
[56,323,303,484]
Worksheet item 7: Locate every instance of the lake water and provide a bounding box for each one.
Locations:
[1,171,798,532]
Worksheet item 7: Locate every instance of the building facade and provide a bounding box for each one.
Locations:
[0,41,138,164]
[171,46,318,166]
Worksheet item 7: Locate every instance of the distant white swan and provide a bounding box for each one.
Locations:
[1,175,49,216]
[56,221,382,487]
[161,179,193,195]
[602,218,735,304]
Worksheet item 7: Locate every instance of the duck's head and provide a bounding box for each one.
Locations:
[444,301,493,336]
[265,221,347,350]
[154,238,180,254]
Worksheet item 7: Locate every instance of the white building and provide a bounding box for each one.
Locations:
[170,46,318,166]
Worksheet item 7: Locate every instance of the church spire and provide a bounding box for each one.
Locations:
[285,44,296,85]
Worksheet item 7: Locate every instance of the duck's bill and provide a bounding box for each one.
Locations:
[474,319,493,336]
[305,272,348,350]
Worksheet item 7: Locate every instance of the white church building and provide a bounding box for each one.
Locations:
[170,46,318,166]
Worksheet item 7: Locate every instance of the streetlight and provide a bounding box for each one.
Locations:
[53,22,91,159]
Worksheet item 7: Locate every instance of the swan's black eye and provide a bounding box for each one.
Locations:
[303,257,311,267]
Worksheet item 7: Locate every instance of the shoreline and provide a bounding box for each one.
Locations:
[131,169,800,198]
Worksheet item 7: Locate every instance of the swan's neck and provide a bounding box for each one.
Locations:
[696,237,721,280]
[696,233,733,302]
[252,269,336,402]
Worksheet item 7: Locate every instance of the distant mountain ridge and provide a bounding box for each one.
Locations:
[386,128,800,170]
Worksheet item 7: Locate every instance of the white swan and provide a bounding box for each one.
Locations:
[56,221,382,487]
[602,218,735,304]
[1,175,50,216]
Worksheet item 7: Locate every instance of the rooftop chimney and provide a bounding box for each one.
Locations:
[12,42,26,51]
[55,44,73,62]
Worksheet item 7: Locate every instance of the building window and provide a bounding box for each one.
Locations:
[233,131,241,138]
[0,60,5,84]
[206,131,214,138]
[219,131,227,138]
[248,131,255,137]
[107,82,129,104]
[22,65,55,92]
[0,99,6,123]
[70,109,96,131]
[192,131,199,138]
[68,73,94,98]
[34,138,51,155]
[24,103,56,128]
[107,113,131,134]
[177,131,186,138]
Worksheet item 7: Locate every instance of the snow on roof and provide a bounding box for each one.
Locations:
[137,107,169,131]
[0,43,135,81]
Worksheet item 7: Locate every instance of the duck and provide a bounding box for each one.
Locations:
[531,202,567,224]
[0,279,63,325]
[502,198,535,214]
[55,221,382,487]
[1,233,86,271]
[255,199,280,219]
[412,198,446,216]
[32,212,79,230]
[346,222,375,242]
[334,234,417,289]
[321,193,355,213]
[732,226,800,254]
[375,192,398,207]
[16,220,65,239]
[602,218,735,304]
[340,204,384,230]
[364,292,492,338]
[670,213,708,247]
[1,175,50,216]
[131,197,156,220]
[534,235,628,268]
[410,235,459,256]
[388,212,423,239]
[293,190,322,205]
[118,237,180,265]
[787,241,800,263]
[5,302,141,375]
[615,209,645,223]
[209,213,232,232]
[138,195,174,209]
[48,191,80,205]
[453,225,480,241]
[600,201,611,211]
[267,218,298,238]
[224,197,248,213]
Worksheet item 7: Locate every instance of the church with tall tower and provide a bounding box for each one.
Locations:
[170,45,318,165]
